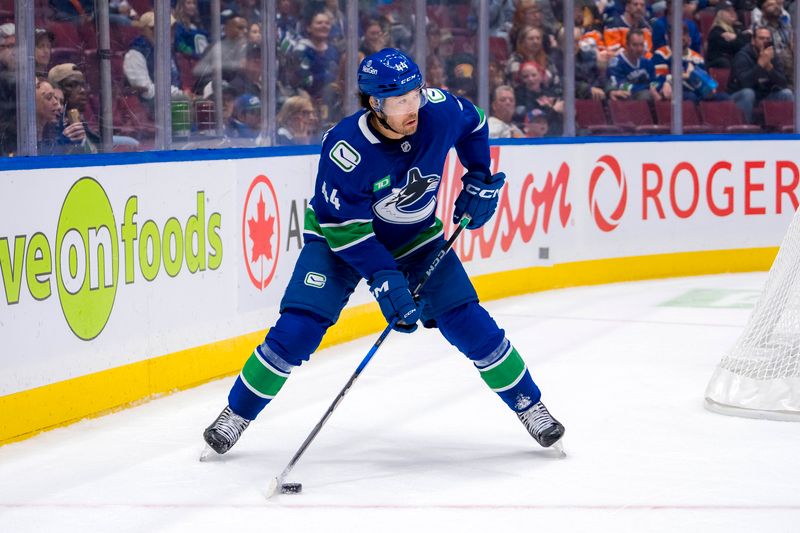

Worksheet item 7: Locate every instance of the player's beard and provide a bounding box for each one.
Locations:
[386,112,419,137]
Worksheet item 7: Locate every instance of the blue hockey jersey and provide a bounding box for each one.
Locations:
[303,88,489,280]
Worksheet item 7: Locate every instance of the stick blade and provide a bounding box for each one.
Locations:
[266,476,281,499]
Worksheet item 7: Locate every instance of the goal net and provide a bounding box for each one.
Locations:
[704,209,800,421]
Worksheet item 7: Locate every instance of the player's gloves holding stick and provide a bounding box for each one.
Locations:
[453,170,506,229]
[369,269,420,333]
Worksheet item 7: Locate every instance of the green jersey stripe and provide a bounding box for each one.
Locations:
[392,218,444,259]
[472,104,487,133]
[304,208,376,250]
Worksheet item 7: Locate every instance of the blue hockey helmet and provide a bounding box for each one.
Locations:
[358,48,424,99]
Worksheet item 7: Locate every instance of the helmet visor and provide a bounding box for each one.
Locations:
[379,87,428,116]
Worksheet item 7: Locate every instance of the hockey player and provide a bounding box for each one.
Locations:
[203,48,565,457]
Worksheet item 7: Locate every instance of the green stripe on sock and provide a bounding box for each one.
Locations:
[241,350,289,398]
[478,347,527,392]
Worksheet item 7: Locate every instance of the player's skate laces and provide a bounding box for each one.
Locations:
[203,406,251,455]
[517,401,565,448]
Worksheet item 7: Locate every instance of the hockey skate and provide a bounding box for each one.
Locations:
[517,401,565,452]
[201,406,251,459]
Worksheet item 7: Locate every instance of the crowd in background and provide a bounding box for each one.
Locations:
[0,0,796,156]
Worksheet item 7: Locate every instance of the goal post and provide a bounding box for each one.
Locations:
[704,209,800,421]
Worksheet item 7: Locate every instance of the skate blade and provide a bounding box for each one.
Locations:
[551,439,566,458]
[265,476,281,499]
[199,445,217,462]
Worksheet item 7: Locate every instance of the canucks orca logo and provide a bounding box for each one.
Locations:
[372,167,441,224]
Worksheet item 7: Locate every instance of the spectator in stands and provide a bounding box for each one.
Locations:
[488,60,506,95]
[427,24,443,58]
[228,93,262,139]
[565,26,610,101]
[276,94,317,145]
[506,26,561,91]
[509,0,557,51]
[705,0,750,69]
[48,63,100,153]
[174,0,210,59]
[489,0,516,41]
[603,0,653,56]
[35,78,62,154]
[277,0,301,42]
[487,85,525,139]
[426,54,448,90]
[607,29,665,101]
[651,0,703,53]
[576,0,606,51]
[110,0,137,26]
[654,23,727,102]
[231,0,262,24]
[728,26,793,122]
[193,10,249,91]
[514,61,563,135]
[34,28,54,79]
[248,22,261,44]
[324,0,346,46]
[124,12,185,110]
[230,42,262,95]
[488,85,525,138]
[203,79,238,134]
[360,18,390,57]
[0,23,16,155]
[752,0,793,79]
[523,107,549,137]
[293,10,341,103]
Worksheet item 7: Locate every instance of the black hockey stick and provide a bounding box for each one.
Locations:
[266,215,471,498]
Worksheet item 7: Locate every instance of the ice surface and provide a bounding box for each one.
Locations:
[1,273,799,532]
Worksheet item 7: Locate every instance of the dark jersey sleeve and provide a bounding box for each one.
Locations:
[450,93,492,176]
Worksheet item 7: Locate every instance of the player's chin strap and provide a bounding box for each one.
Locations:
[371,108,405,137]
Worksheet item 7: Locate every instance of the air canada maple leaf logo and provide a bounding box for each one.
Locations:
[242,175,280,290]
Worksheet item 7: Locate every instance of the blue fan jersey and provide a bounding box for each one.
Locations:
[303,88,489,280]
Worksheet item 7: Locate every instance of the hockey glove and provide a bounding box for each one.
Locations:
[453,171,506,229]
[369,269,420,333]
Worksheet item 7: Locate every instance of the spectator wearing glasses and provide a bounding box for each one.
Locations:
[48,63,99,153]
[276,95,317,145]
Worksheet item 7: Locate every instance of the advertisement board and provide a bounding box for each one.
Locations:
[1,138,797,443]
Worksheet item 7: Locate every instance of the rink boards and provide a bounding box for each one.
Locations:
[1,136,798,444]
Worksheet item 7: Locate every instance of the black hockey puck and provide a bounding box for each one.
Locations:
[280,482,303,494]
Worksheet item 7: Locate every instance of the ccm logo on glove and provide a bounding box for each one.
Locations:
[464,183,502,198]
[368,270,420,333]
[453,170,506,230]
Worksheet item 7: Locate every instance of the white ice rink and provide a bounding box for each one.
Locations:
[2,273,800,533]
